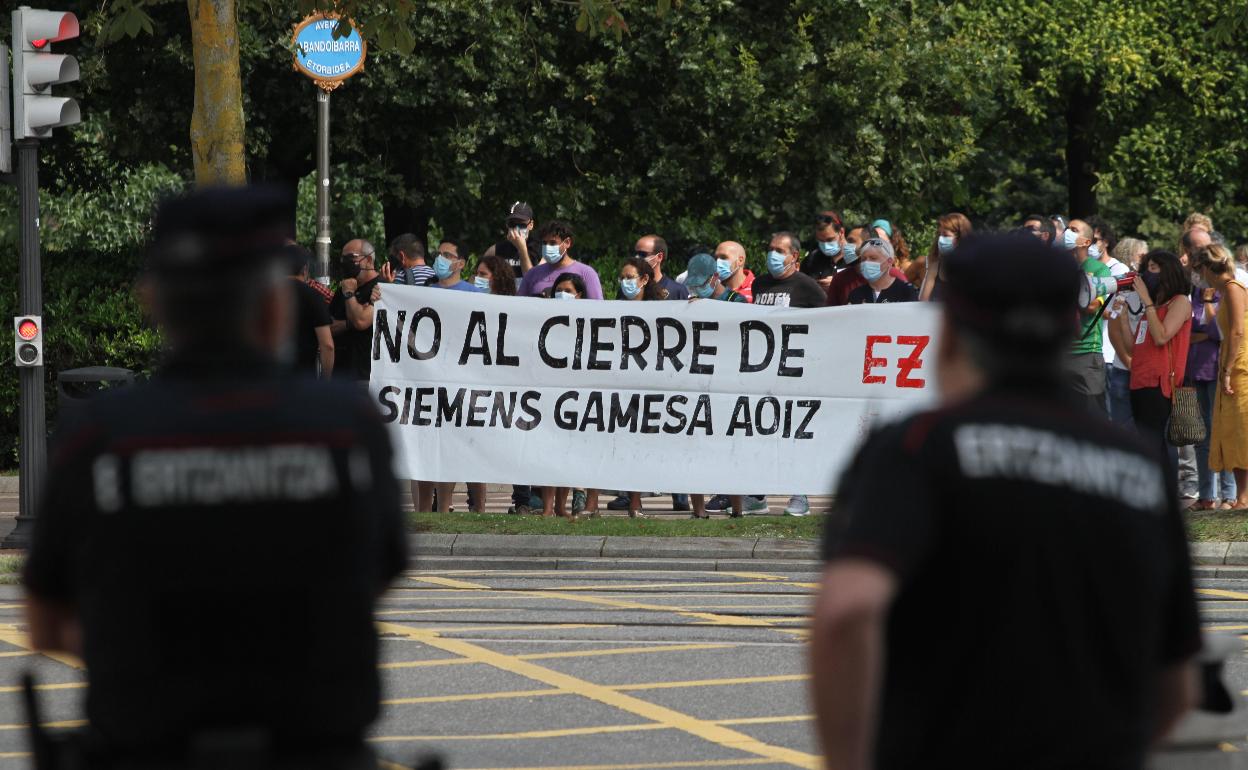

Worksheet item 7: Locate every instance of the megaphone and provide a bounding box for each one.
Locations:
[1078,271,1137,308]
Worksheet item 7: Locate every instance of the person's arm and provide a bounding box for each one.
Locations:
[315,325,335,378]
[1108,301,1133,367]
[810,560,896,770]
[506,228,533,274]
[26,597,80,655]
[346,292,375,332]
[918,253,938,302]
[1145,296,1190,346]
[1153,661,1199,744]
[1221,283,1246,396]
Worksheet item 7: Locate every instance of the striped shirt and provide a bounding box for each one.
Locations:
[395,265,436,287]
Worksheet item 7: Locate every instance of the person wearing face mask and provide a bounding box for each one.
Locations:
[516,220,604,299]
[483,201,537,280]
[918,213,973,302]
[801,211,846,290]
[752,231,827,308]
[847,239,918,304]
[430,240,484,293]
[474,255,517,296]
[329,238,393,383]
[713,241,756,302]
[1064,218,1113,414]
[628,234,689,300]
[685,253,748,303]
[1116,249,1192,465]
[826,225,908,306]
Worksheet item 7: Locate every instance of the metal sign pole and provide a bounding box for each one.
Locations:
[314,88,331,283]
[6,139,45,549]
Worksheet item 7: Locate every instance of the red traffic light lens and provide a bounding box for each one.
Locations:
[17,320,39,340]
[31,39,48,49]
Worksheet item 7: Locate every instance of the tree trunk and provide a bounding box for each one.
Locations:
[1065,82,1100,219]
[188,0,246,186]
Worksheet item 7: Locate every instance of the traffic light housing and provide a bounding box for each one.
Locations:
[14,316,43,367]
[11,8,80,140]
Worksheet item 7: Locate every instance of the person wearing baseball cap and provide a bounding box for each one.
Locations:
[483,200,537,280]
[685,253,748,302]
[813,231,1200,769]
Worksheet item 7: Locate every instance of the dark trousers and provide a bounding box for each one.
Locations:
[1131,386,1176,478]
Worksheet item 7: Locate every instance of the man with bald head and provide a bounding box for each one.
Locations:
[1064,219,1111,414]
[714,240,757,302]
[330,238,391,382]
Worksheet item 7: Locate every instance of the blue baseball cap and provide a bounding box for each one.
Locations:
[685,253,717,288]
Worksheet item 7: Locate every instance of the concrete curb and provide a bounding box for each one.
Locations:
[1191,542,1248,566]
[409,533,819,564]
[409,553,823,575]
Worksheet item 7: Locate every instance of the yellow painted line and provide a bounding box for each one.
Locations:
[0,719,86,731]
[719,715,813,726]
[375,608,524,617]
[380,643,737,670]
[381,674,808,706]
[500,581,781,593]
[377,622,819,769]
[0,682,86,694]
[1198,588,1248,600]
[384,688,563,706]
[0,624,83,670]
[380,624,614,635]
[617,674,808,692]
[0,753,32,759]
[409,576,492,590]
[371,722,669,742]
[1204,624,1248,632]
[0,651,35,658]
[454,760,778,770]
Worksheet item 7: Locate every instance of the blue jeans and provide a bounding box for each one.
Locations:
[1107,366,1133,428]
[1196,379,1237,502]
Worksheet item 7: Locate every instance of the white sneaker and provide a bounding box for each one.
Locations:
[785,495,810,516]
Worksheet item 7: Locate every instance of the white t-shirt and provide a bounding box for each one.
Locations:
[1101,258,1131,364]
[1110,291,1145,371]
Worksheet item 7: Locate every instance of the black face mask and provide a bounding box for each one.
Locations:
[334,257,362,282]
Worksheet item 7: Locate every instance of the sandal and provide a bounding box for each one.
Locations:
[1221,500,1239,510]
[1191,499,1221,511]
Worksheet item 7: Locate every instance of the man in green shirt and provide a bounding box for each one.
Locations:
[1065,218,1110,414]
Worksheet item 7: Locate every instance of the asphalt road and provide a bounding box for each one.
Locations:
[1,566,1247,769]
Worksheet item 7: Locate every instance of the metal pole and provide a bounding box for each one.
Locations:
[314,88,331,283]
[6,139,44,549]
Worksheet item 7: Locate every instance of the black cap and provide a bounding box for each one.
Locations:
[942,232,1082,351]
[148,186,292,278]
[505,201,534,225]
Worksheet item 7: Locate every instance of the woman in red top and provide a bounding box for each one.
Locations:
[1120,249,1193,461]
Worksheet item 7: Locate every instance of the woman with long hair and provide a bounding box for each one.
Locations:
[475,255,517,296]
[919,212,973,301]
[1118,250,1192,463]
[1190,244,1248,508]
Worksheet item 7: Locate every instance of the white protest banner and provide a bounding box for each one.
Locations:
[369,286,941,495]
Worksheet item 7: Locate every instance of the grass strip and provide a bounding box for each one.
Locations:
[1186,511,1248,542]
[408,511,821,539]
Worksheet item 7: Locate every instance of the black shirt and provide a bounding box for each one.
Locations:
[493,237,539,280]
[800,247,839,281]
[291,278,333,374]
[823,384,1201,770]
[846,279,918,304]
[659,275,690,300]
[751,270,827,308]
[328,275,382,382]
[23,359,407,755]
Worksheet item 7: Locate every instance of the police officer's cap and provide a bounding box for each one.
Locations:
[148,186,292,278]
[941,231,1082,350]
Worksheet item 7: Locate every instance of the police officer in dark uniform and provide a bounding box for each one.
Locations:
[810,232,1201,769]
[22,187,407,768]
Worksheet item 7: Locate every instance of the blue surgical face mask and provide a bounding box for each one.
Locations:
[555,290,577,300]
[691,279,715,299]
[434,255,457,280]
[1063,229,1079,250]
[937,235,955,254]
[859,260,884,281]
[542,243,563,263]
[1088,243,1102,260]
[766,250,789,277]
[818,240,841,258]
[620,278,641,299]
[474,275,491,292]
[841,243,859,264]
[716,258,735,280]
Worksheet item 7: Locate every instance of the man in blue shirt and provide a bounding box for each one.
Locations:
[431,240,483,292]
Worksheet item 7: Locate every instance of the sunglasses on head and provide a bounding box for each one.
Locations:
[815,215,841,226]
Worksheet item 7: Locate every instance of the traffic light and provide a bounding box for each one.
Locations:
[14,316,43,368]
[11,8,80,141]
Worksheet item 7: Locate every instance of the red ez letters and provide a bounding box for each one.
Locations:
[862,335,929,388]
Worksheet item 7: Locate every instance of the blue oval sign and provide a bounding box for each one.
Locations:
[292,14,366,85]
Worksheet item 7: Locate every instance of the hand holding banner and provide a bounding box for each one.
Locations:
[370,287,940,495]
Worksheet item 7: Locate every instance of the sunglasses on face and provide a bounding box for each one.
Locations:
[815,215,840,226]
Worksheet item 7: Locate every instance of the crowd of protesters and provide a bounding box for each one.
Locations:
[288,200,1248,519]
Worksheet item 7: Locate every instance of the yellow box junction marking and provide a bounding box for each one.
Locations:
[381,674,810,706]
[0,624,83,670]
[376,621,819,770]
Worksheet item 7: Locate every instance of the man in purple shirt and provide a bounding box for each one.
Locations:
[517,221,604,299]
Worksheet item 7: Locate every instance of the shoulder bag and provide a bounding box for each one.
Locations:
[1166,332,1206,447]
